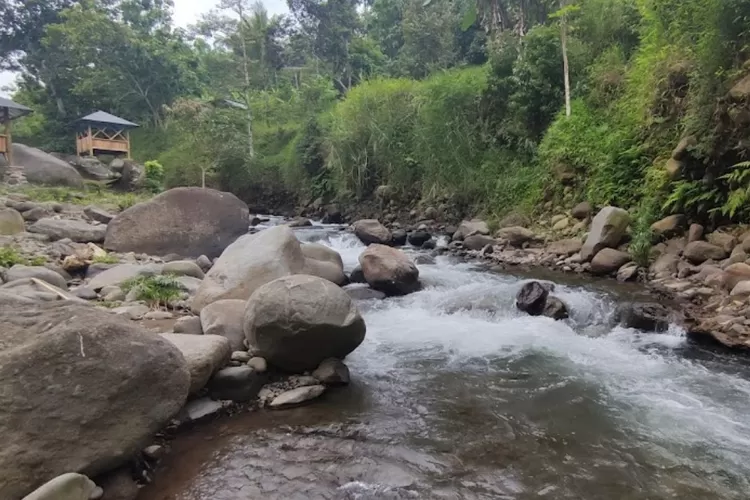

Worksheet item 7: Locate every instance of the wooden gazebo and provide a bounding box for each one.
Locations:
[0,97,33,165]
[76,111,138,159]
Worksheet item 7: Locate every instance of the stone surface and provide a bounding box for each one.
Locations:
[688,223,704,243]
[548,238,582,256]
[301,242,347,286]
[244,275,366,372]
[391,229,407,246]
[352,219,392,245]
[706,231,737,253]
[0,207,24,235]
[0,298,189,499]
[590,248,632,275]
[496,226,536,247]
[516,281,549,316]
[571,202,592,220]
[4,265,67,289]
[359,244,420,296]
[29,218,106,243]
[207,366,265,402]
[21,473,101,500]
[83,206,115,224]
[651,214,686,239]
[196,255,212,272]
[232,351,251,363]
[720,263,750,291]
[200,299,246,351]
[160,334,232,394]
[269,385,326,409]
[683,241,728,264]
[11,143,85,187]
[177,398,226,426]
[87,264,160,291]
[112,304,150,320]
[247,356,268,373]
[407,231,432,247]
[173,316,203,334]
[542,296,569,320]
[580,207,630,261]
[104,188,249,258]
[96,469,138,500]
[730,280,750,297]
[162,260,205,279]
[312,358,350,386]
[453,219,490,241]
[463,234,496,251]
[346,286,387,301]
[616,263,639,282]
[650,254,680,278]
[615,303,670,332]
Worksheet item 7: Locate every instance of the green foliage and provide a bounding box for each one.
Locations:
[630,200,657,267]
[121,274,185,308]
[0,246,25,268]
[92,253,120,264]
[144,160,165,193]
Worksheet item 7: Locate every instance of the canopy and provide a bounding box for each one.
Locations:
[77,110,139,130]
[0,97,33,121]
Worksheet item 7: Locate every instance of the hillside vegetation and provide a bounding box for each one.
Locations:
[3,0,750,227]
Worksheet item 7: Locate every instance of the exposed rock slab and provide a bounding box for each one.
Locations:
[29,218,106,243]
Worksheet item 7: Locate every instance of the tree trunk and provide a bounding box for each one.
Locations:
[561,18,571,118]
[238,5,255,158]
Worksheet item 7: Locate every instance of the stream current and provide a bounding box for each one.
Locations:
[140,222,750,500]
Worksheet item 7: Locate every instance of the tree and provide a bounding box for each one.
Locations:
[550,2,579,118]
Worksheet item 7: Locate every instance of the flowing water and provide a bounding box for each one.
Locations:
[140,224,750,500]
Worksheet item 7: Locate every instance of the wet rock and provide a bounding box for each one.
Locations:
[496,226,536,247]
[453,219,489,241]
[414,255,436,265]
[346,286,386,301]
[300,243,347,286]
[313,358,350,386]
[196,254,212,272]
[208,366,265,402]
[105,188,249,258]
[0,207,25,235]
[651,214,686,239]
[548,238,582,256]
[142,445,165,461]
[321,206,343,224]
[0,298,189,499]
[21,473,102,500]
[706,231,737,253]
[389,229,406,247]
[29,218,106,243]
[516,281,549,316]
[4,264,67,289]
[590,248,632,275]
[173,316,203,334]
[352,219,392,245]
[349,266,366,284]
[359,244,420,296]
[542,296,569,320]
[481,244,494,256]
[688,223,704,243]
[684,241,728,264]
[407,231,431,247]
[463,234,495,251]
[580,207,630,261]
[617,263,639,282]
[571,202,592,220]
[269,385,326,409]
[83,206,115,224]
[200,299,246,351]
[615,303,670,332]
[160,334,232,394]
[421,239,436,250]
[244,275,366,372]
[177,398,227,426]
[247,357,268,373]
[287,216,312,227]
[162,260,205,279]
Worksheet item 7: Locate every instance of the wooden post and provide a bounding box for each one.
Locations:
[126,130,131,159]
[87,125,92,156]
[2,108,11,165]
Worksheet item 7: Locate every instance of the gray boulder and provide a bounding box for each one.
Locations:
[11,144,84,188]
[301,243,347,286]
[463,234,496,251]
[352,219,392,245]
[200,299,246,351]
[496,226,536,247]
[683,241,728,264]
[0,207,24,235]
[4,265,67,289]
[0,298,189,499]
[21,473,101,500]
[109,159,144,191]
[104,187,249,258]
[207,366,265,402]
[590,248,632,275]
[453,219,490,241]
[580,207,630,261]
[83,206,115,224]
[160,334,231,395]
[173,316,203,335]
[359,244,420,296]
[244,275,366,372]
[571,202,592,220]
[548,238,583,256]
[29,218,106,243]
[162,260,205,279]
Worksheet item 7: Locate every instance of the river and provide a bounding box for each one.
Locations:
[139,223,750,500]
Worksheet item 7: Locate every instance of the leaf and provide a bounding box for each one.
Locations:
[461,3,477,31]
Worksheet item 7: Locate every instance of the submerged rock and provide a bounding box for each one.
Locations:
[615,303,671,332]
[313,358,351,386]
[542,296,569,320]
[269,385,326,409]
[516,281,549,316]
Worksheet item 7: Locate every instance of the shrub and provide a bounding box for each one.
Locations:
[144,160,165,193]
[121,274,185,308]
[0,246,25,268]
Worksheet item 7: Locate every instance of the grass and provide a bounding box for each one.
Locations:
[0,246,46,268]
[120,274,186,308]
[92,253,120,264]
[0,185,150,210]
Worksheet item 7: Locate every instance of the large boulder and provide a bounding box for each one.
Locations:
[453,219,490,241]
[192,226,343,312]
[0,299,189,498]
[244,275,366,372]
[0,207,24,235]
[580,207,630,261]
[29,218,106,243]
[463,234,496,251]
[199,299,246,351]
[615,303,670,332]
[160,334,231,394]
[496,226,536,247]
[590,248,632,275]
[10,143,84,188]
[358,244,420,296]
[352,219,392,245]
[104,188,249,258]
[683,241,728,264]
[4,265,67,289]
[108,159,144,191]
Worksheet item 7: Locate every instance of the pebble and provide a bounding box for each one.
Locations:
[269,385,326,409]
[143,444,165,461]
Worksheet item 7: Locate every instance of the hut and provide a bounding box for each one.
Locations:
[76,111,138,159]
[0,97,33,165]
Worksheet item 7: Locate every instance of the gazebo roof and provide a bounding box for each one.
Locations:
[78,110,139,129]
[0,96,33,120]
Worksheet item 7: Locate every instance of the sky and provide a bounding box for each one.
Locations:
[0,0,289,97]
